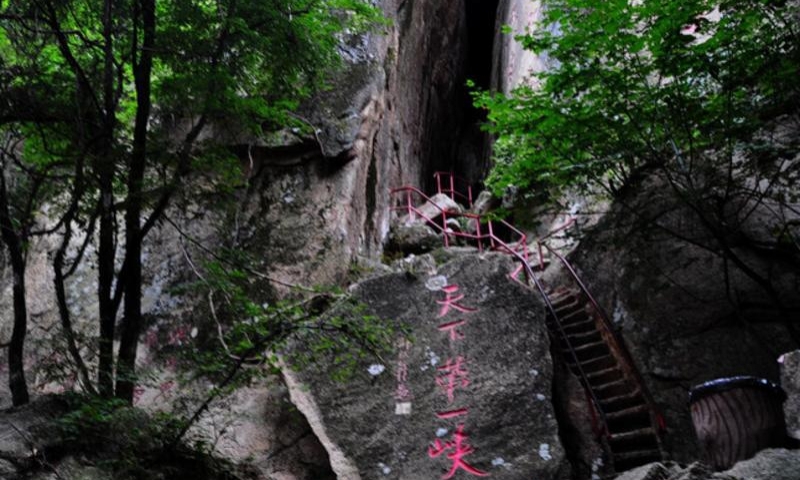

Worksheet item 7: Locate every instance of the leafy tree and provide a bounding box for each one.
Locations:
[0,0,381,404]
[475,0,800,338]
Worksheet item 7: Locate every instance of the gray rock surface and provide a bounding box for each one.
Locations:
[386,224,442,255]
[722,448,800,480]
[0,396,66,473]
[284,254,566,479]
[614,449,800,480]
[569,173,799,463]
[779,350,800,441]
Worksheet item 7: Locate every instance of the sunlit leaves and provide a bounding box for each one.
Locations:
[476,0,800,198]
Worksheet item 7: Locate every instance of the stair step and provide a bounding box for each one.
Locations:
[606,403,650,422]
[561,329,602,347]
[606,403,652,431]
[594,378,632,398]
[565,341,610,362]
[567,354,617,373]
[549,292,578,310]
[554,299,584,316]
[546,287,576,302]
[608,427,659,451]
[561,318,597,335]
[586,366,624,385]
[600,389,644,412]
[559,308,591,325]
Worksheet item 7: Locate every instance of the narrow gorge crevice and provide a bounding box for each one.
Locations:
[419,0,499,195]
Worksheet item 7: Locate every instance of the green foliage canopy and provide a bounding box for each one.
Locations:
[475,0,800,199]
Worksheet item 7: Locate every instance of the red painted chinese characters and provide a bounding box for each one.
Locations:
[428,284,489,478]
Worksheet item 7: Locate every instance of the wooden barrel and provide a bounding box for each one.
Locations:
[689,376,787,470]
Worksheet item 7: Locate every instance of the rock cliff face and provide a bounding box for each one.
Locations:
[567,172,799,464]
[229,0,501,291]
[283,254,567,480]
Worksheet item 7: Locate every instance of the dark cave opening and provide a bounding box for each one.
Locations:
[464,0,499,93]
[449,0,500,197]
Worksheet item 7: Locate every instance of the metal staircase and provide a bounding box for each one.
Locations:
[390,172,666,473]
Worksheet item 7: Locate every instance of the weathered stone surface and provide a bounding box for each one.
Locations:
[721,448,800,480]
[614,462,682,480]
[284,254,565,479]
[614,449,800,480]
[568,173,799,463]
[386,224,442,255]
[779,350,800,440]
[390,253,438,276]
[492,0,546,95]
[0,396,66,470]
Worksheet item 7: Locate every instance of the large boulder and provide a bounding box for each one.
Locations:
[283,254,566,479]
[386,224,443,255]
[779,350,800,441]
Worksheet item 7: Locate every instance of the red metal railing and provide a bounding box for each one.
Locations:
[390,186,528,262]
[538,233,667,435]
[390,186,610,436]
[434,171,473,208]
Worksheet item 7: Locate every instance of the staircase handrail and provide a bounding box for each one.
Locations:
[538,235,667,434]
[433,171,473,208]
[490,238,611,438]
[390,186,527,258]
[390,186,610,437]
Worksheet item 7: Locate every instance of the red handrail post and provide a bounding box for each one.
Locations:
[476,221,483,252]
[442,210,449,247]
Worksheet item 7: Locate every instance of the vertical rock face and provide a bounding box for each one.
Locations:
[779,350,800,441]
[283,254,566,480]
[233,0,486,291]
[491,0,546,95]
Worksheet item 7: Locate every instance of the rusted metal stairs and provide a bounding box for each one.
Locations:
[547,288,665,471]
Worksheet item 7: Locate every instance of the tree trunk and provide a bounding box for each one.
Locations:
[96,0,119,398]
[0,173,29,406]
[116,0,155,402]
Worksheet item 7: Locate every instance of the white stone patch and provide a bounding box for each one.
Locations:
[190,327,198,338]
[613,301,626,325]
[538,443,552,461]
[426,348,440,367]
[491,457,506,466]
[536,393,546,401]
[425,275,448,291]
[529,369,539,377]
[395,402,412,415]
[367,364,386,376]
[436,428,449,438]
[377,462,392,475]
